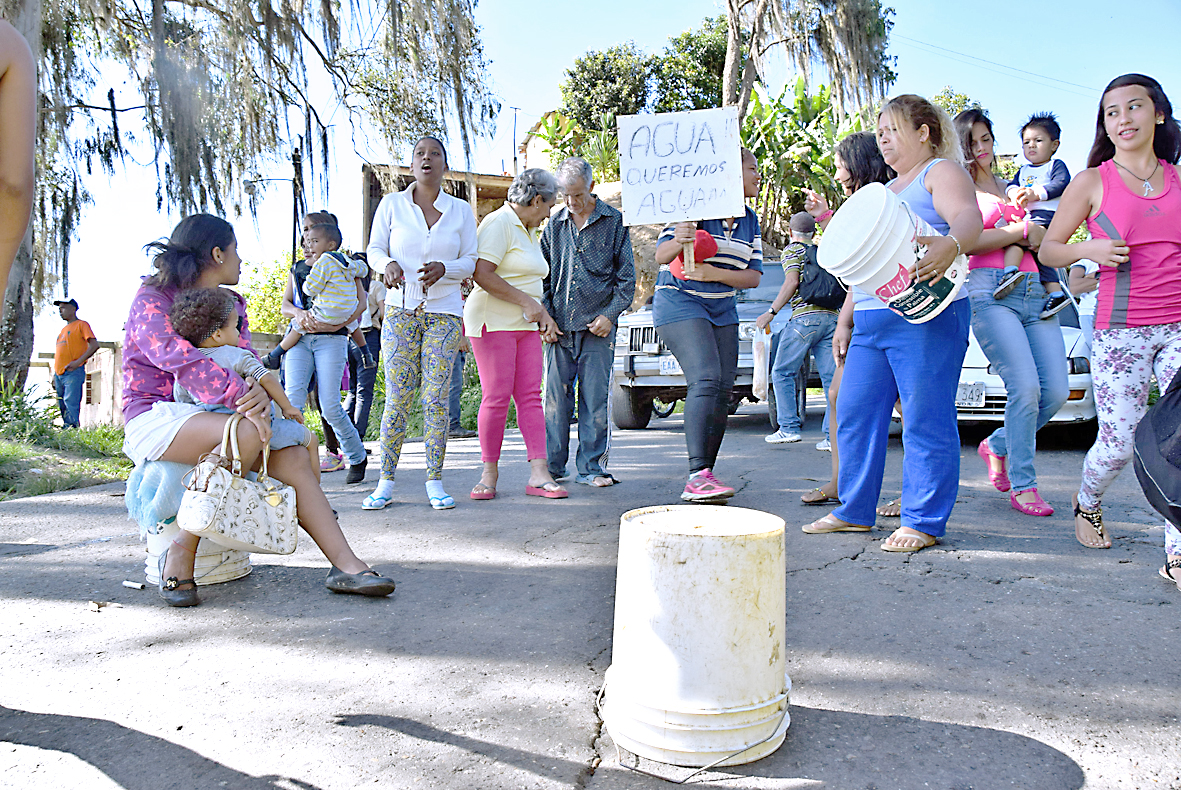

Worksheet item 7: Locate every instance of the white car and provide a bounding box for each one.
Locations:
[955,317,1096,424]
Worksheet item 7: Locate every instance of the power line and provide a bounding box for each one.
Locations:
[893,34,1099,100]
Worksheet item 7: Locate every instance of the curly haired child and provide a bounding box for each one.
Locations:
[168,287,320,480]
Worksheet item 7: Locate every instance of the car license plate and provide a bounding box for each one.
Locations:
[659,356,682,375]
[955,381,986,408]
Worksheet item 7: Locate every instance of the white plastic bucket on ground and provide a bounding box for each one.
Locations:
[144,518,252,587]
[602,505,789,767]
[819,182,968,323]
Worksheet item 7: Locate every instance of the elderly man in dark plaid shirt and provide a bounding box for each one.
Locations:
[541,157,635,487]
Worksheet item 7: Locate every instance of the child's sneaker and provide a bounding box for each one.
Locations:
[361,350,377,370]
[1040,292,1071,320]
[262,347,284,370]
[993,268,1026,300]
[320,451,345,472]
[681,469,736,502]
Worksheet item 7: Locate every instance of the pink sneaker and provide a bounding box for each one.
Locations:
[681,469,735,502]
[320,451,344,472]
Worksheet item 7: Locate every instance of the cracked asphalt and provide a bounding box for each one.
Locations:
[1,399,1178,790]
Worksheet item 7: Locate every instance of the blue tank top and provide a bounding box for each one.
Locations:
[853,158,962,310]
[894,159,949,234]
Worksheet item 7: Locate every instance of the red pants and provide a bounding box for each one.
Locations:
[469,329,546,463]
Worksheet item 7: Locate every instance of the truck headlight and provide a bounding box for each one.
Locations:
[738,322,757,340]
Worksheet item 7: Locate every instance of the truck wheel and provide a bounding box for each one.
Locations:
[612,380,652,430]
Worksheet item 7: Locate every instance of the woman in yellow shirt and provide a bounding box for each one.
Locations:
[465,169,567,500]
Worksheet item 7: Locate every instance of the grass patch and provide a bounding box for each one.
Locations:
[0,378,132,501]
[0,439,131,501]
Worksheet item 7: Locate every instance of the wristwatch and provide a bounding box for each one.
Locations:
[767,307,778,316]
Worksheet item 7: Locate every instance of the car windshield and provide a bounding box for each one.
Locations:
[736,260,785,303]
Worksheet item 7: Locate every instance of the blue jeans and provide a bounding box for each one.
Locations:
[283,333,366,465]
[833,300,970,537]
[967,268,1069,492]
[53,367,86,428]
[771,311,838,435]
[343,327,381,440]
[448,350,466,432]
[545,331,614,478]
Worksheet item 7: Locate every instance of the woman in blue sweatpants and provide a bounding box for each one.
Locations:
[802,94,983,551]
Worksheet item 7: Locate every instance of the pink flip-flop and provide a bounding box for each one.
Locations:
[470,485,497,500]
[526,483,568,499]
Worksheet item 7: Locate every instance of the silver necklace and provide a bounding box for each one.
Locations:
[1113,158,1160,196]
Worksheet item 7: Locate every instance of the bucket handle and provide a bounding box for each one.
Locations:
[596,678,790,783]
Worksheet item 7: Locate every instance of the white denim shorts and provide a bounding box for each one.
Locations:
[122,401,207,466]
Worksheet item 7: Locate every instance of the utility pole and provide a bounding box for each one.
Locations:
[511,107,520,175]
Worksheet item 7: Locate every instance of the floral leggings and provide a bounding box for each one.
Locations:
[1079,321,1181,555]
[379,308,462,481]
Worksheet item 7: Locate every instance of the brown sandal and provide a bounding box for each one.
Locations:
[1073,494,1111,549]
[801,488,840,505]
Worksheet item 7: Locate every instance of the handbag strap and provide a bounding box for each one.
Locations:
[221,411,275,484]
[219,413,242,476]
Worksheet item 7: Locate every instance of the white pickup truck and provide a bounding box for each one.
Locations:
[611,263,820,429]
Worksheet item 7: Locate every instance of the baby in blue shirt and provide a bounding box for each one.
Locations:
[994,113,1072,319]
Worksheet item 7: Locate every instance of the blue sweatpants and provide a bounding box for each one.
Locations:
[832,300,970,537]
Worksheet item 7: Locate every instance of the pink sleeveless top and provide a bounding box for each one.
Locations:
[1087,159,1181,330]
[969,192,1038,272]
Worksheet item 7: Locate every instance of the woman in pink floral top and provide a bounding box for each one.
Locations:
[122,214,395,606]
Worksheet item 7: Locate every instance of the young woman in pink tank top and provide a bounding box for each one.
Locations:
[1042,74,1181,589]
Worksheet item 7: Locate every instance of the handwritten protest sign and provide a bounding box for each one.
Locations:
[616,106,745,229]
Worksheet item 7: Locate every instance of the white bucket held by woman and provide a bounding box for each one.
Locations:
[818,182,967,324]
[602,505,789,768]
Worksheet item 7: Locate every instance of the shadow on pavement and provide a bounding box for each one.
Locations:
[595,704,1086,789]
[0,543,59,558]
[335,713,591,784]
[0,705,320,790]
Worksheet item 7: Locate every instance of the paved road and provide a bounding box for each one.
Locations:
[1,400,1177,790]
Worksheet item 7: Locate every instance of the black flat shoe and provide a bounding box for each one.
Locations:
[325,566,395,597]
[157,546,200,607]
[346,458,368,484]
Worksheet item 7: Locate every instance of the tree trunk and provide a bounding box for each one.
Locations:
[724,0,769,124]
[722,0,744,107]
[0,0,40,387]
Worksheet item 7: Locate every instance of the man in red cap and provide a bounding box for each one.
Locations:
[52,298,98,428]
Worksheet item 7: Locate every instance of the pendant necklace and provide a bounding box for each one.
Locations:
[1113,158,1160,196]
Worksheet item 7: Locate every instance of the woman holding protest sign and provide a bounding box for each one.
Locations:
[801,95,982,552]
[654,148,763,502]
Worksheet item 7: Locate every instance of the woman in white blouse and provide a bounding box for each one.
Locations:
[362,136,478,510]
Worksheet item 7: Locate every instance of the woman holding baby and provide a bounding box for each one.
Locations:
[121,214,396,607]
[954,109,1069,519]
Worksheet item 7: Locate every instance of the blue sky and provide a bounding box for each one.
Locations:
[29,0,1181,373]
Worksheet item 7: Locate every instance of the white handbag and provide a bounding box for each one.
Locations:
[177,413,299,554]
